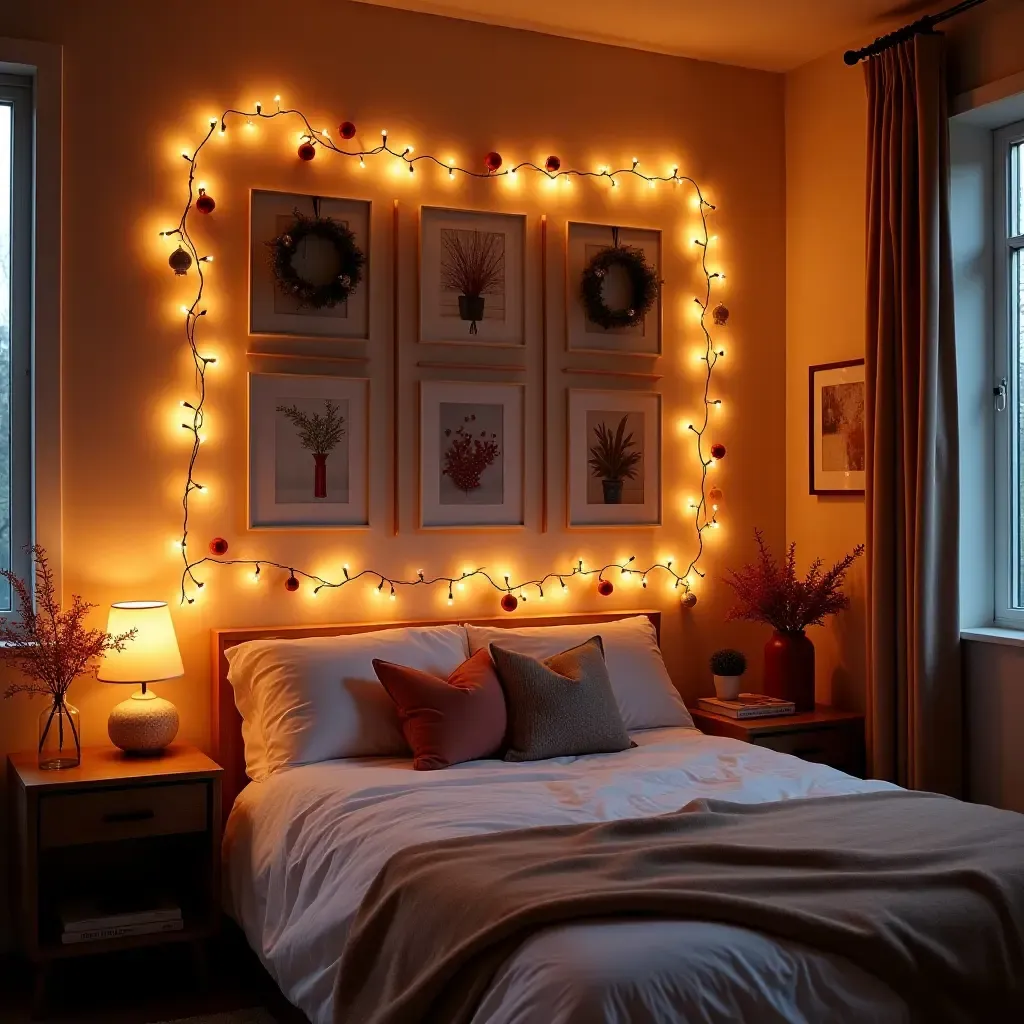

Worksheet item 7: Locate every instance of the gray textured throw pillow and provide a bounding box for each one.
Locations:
[489,636,634,762]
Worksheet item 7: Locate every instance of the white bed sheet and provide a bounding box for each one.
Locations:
[224,727,908,1024]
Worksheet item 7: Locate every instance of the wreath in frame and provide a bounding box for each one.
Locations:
[267,200,365,310]
[580,232,659,330]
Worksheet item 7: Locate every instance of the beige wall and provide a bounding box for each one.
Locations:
[784,55,868,710]
[0,0,786,942]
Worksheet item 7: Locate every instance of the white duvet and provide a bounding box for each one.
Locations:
[224,727,909,1024]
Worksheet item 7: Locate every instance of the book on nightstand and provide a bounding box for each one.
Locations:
[59,894,182,943]
[697,694,795,719]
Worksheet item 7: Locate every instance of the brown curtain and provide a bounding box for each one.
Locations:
[864,34,961,796]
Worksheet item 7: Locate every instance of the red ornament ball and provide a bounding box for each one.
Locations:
[168,246,193,276]
[712,303,730,327]
[485,151,503,172]
[285,574,300,593]
[338,121,357,140]
[708,486,724,504]
[500,593,518,613]
[681,591,698,609]
[208,537,229,556]
[297,141,316,161]
[710,442,727,460]
[597,579,614,597]
[545,155,561,173]
[196,188,216,215]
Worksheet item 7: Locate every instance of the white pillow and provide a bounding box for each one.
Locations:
[465,615,692,731]
[225,624,470,780]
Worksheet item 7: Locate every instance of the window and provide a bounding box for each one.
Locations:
[0,73,32,611]
[995,119,1024,627]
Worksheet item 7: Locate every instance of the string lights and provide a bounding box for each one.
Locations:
[162,101,728,611]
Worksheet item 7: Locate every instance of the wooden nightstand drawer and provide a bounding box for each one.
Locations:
[752,726,854,767]
[40,782,208,848]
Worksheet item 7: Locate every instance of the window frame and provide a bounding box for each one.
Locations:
[0,71,33,609]
[994,118,1024,628]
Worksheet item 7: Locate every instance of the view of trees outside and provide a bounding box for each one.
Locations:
[0,103,11,610]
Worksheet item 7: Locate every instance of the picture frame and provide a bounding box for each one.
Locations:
[250,189,371,339]
[567,389,662,528]
[566,221,662,356]
[809,358,866,496]
[419,206,526,347]
[419,380,525,529]
[249,372,370,528]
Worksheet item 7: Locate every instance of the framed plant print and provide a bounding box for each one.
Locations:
[567,389,661,527]
[419,380,524,528]
[419,207,526,346]
[250,189,371,339]
[566,222,662,355]
[809,358,866,495]
[249,372,369,528]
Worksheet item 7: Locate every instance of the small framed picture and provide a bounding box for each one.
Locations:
[419,206,526,346]
[250,190,371,339]
[419,380,524,528]
[249,372,369,528]
[809,359,866,495]
[566,222,661,356]
[567,389,661,527]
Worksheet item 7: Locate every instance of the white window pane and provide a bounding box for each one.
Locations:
[1018,246,1024,605]
[1016,141,1023,238]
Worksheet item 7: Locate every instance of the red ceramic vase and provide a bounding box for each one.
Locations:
[763,630,815,712]
[313,453,328,499]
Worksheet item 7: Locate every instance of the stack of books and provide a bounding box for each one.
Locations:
[697,694,796,719]
[59,895,183,944]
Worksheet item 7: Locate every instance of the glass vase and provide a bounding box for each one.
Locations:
[38,696,81,769]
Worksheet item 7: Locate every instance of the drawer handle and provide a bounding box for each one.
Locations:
[101,809,155,824]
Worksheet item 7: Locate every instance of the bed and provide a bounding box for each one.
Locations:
[213,613,1020,1024]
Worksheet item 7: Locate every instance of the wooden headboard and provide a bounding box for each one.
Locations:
[212,610,661,820]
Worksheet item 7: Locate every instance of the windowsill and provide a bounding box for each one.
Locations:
[961,626,1024,648]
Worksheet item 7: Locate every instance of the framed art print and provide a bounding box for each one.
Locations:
[419,207,526,346]
[809,358,866,495]
[419,380,524,528]
[566,222,662,356]
[250,190,371,339]
[249,372,369,528]
[567,389,661,527]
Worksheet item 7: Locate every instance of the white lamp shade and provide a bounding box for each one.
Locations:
[97,601,185,684]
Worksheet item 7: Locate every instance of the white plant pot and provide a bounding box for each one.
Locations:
[713,674,742,701]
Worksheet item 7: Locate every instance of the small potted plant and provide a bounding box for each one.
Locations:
[277,399,346,500]
[724,529,864,711]
[588,415,641,504]
[709,649,746,701]
[440,229,505,335]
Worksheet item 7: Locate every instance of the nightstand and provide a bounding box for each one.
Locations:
[7,744,222,1012]
[688,704,866,777]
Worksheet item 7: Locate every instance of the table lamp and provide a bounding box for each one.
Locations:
[98,601,185,754]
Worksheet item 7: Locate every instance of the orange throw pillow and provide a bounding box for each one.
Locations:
[372,649,507,770]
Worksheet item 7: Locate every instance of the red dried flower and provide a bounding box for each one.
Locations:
[1,546,136,702]
[723,529,864,633]
[442,419,500,493]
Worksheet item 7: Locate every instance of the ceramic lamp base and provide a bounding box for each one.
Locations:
[108,687,179,753]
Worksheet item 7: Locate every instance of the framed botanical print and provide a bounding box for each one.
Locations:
[567,389,661,527]
[419,380,524,528]
[250,190,371,339]
[249,372,369,528]
[419,206,526,346]
[566,222,662,355]
[809,358,866,495]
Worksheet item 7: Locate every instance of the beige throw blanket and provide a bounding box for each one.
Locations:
[333,791,1024,1024]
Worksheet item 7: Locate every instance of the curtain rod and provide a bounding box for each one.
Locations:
[843,0,988,65]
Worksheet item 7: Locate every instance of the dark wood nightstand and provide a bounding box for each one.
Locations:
[688,704,866,777]
[7,744,223,1012]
